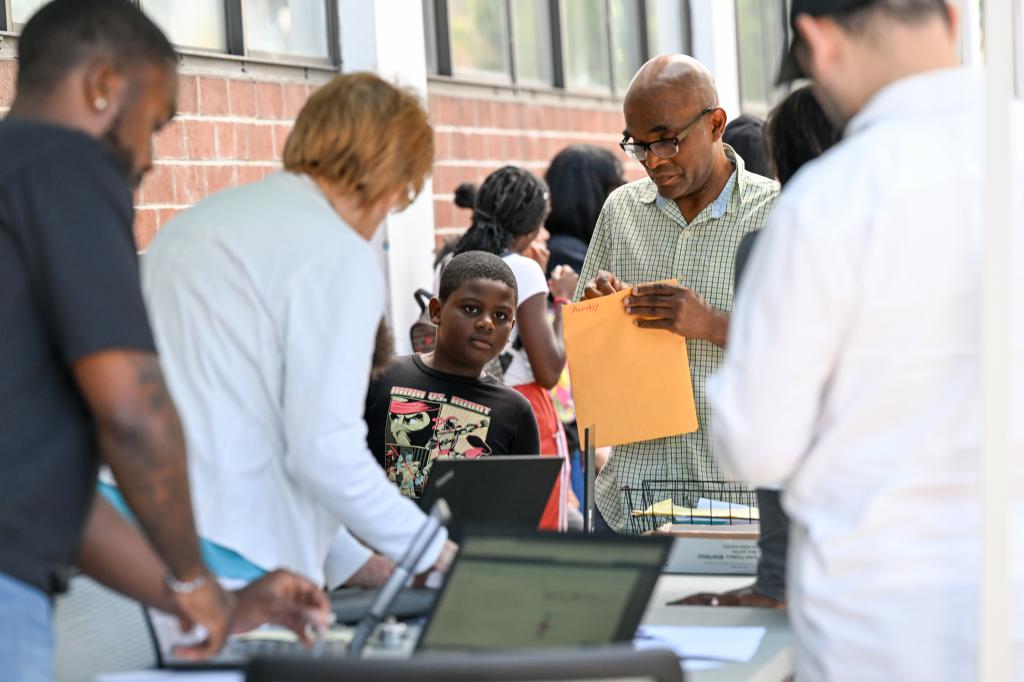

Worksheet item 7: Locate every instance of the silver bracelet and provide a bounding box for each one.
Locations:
[164,571,208,595]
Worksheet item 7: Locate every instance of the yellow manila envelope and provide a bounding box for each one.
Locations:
[563,280,698,448]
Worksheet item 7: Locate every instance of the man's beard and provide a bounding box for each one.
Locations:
[101,113,142,189]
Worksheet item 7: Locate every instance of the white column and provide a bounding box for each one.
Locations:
[337,0,436,354]
[688,0,741,121]
[980,0,1014,678]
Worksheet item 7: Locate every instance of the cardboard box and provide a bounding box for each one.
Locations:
[647,523,761,575]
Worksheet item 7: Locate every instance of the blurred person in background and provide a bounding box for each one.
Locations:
[543,145,626,276]
[440,166,580,530]
[677,84,839,610]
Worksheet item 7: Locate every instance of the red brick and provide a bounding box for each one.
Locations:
[227,80,258,118]
[205,164,238,195]
[281,83,308,119]
[432,166,462,195]
[243,123,276,161]
[450,132,469,160]
[134,208,159,251]
[198,77,230,116]
[476,100,496,128]
[272,123,292,160]
[432,200,452,229]
[525,104,543,131]
[154,120,186,159]
[175,76,199,115]
[434,131,452,161]
[0,60,17,108]
[428,94,443,121]
[184,119,216,159]
[139,163,175,205]
[256,82,284,120]
[452,98,475,127]
[214,122,238,159]
[468,133,488,160]
[173,164,205,204]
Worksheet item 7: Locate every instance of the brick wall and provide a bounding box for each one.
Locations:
[426,89,643,252]
[0,57,317,251]
[0,56,643,257]
[134,74,317,250]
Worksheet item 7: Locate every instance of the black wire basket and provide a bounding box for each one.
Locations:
[622,479,759,534]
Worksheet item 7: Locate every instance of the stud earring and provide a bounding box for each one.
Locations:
[94,97,108,111]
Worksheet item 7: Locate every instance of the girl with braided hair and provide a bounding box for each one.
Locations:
[439,166,579,530]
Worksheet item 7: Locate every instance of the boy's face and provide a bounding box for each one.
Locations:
[430,278,517,371]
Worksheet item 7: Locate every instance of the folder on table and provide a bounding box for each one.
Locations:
[563,280,698,448]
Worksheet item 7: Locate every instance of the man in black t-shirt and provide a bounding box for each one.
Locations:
[365,252,541,498]
[0,2,326,676]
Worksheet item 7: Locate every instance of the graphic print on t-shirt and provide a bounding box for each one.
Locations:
[385,386,493,497]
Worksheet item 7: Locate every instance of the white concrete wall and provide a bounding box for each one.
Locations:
[689,0,741,122]
[337,0,436,354]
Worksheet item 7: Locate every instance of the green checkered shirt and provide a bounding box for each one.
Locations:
[574,146,779,532]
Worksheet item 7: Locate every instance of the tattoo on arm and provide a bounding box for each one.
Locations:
[96,352,205,580]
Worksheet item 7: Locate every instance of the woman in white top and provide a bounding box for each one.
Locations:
[440,166,578,530]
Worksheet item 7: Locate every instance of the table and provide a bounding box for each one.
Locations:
[99,574,792,682]
[645,575,792,682]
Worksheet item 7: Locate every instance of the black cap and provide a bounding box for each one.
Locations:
[777,0,876,84]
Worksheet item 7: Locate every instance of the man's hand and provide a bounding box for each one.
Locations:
[433,540,459,574]
[344,554,396,589]
[171,576,236,660]
[669,585,784,609]
[230,570,331,640]
[583,270,628,299]
[624,282,729,347]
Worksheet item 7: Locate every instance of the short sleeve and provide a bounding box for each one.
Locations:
[513,397,541,455]
[13,140,154,364]
[504,254,548,305]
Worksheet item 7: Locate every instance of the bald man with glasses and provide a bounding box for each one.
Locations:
[574,55,779,533]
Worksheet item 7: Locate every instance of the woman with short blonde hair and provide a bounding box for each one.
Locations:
[139,71,452,598]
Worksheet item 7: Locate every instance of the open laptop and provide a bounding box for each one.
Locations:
[416,529,671,652]
[159,528,669,668]
[418,456,563,536]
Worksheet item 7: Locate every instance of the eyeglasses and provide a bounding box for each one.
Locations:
[619,107,716,162]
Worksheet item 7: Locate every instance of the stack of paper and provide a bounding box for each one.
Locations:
[634,624,767,672]
[632,498,760,521]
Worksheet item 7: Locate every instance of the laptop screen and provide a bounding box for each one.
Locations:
[418,532,670,651]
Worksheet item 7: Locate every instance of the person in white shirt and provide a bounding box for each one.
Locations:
[141,72,452,590]
[709,0,1024,679]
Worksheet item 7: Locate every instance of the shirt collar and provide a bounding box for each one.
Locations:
[846,67,982,138]
[646,144,742,221]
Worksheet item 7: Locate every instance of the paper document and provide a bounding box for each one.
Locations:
[634,625,767,663]
[563,281,698,448]
[633,498,760,521]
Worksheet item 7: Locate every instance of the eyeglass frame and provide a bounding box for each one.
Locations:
[619,106,717,163]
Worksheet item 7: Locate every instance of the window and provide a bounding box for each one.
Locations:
[735,0,789,116]
[140,0,228,52]
[425,0,690,95]
[1016,0,1024,98]
[0,1,339,66]
[449,0,511,81]
[561,0,611,91]
[646,0,691,56]
[511,0,554,85]
[609,0,644,92]
[243,0,330,59]
[11,0,48,27]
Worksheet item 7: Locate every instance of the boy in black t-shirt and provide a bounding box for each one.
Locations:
[365,251,540,497]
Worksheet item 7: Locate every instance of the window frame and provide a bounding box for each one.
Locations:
[0,0,342,69]
[426,0,691,97]
[733,0,791,117]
